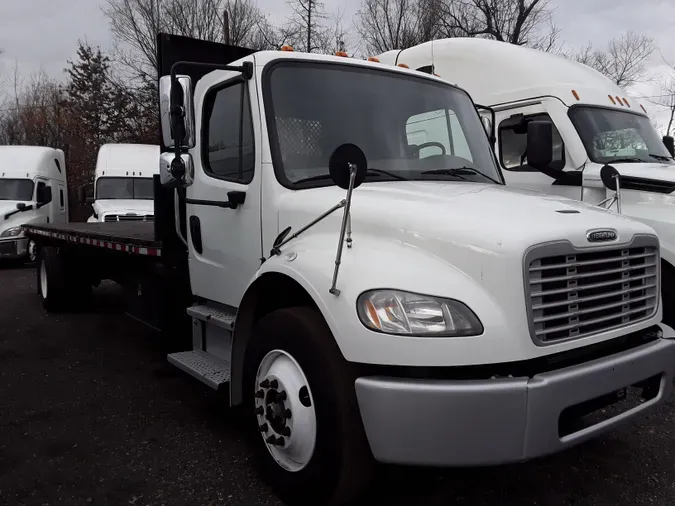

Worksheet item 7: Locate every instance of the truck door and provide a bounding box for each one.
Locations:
[495,102,582,200]
[186,66,261,308]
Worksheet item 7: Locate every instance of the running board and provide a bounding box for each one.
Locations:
[167,350,231,390]
[187,304,236,330]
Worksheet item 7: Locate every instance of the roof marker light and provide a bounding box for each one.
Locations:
[397,63,409,69]
[434,73,441,77]
[608,95,616,104]
[367,57,380,62]
[335,51,348,57]
[571,89,580,100]
[640,104,647,113]
[616,96,623,106]
[280,45,294,52]
[623,97,631,107]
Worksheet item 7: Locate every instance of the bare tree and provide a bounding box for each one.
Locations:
[648,62,675,137]
[573,32,655,88]
[438,0,558,48]
[103,0,268,82]
[356,0,443,54]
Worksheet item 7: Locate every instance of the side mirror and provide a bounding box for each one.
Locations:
[36,185,52,205]
[16,203,27,211]
[160,74,195,149]
[328,143,368,190]
[160,151,194,188]
[663,135,674,158]
[526,121,553,170]
[86,196,95,204]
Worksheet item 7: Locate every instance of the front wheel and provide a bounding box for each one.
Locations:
[243,307,373,505]
[27,239,37,263]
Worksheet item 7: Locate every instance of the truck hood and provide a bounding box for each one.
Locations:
[93,199,154,217]
[277,182,652,257]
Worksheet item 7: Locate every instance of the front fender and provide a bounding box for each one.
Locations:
[253,232,512,367]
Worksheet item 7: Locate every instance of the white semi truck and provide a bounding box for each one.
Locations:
[377,38,675,326]
[0,145,67,262]
[87,143,159,223]
[25,34,675,505]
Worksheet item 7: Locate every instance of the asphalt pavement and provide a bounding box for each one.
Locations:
[1,263,675,506]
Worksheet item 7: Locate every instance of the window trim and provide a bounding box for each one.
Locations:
[498,112,566,172]
[261,58,490,190]
[200,75,255,185]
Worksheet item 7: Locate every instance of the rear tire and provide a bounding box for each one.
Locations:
[243,307,374,505]
[662,261,675,329]
[37,247,91,312]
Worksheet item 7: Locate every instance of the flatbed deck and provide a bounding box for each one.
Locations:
[25,222,162,257]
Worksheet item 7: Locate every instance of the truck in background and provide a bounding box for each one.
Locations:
[86,143,159,223]
[377,38,675,326]
[0,146,67,263]
[24,34,675,505]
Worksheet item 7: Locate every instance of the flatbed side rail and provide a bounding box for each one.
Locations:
[24,225,162,258]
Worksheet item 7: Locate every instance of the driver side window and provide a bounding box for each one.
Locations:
[405,109,472,161]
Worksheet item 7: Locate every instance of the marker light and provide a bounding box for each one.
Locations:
[335,51,348,57]
[397,63,409,69]
[641,104,647,113]
[357,289,483,337]
[571,89,580,100]
[616,96,623,106]
[281,45,294,52]
[367,57,380,62]
[608,95,616,105]
[623,97,631,107]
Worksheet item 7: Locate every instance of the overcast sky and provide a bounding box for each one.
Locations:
[1,0,674,128]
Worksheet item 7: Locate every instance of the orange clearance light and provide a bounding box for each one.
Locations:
[640,104,647,113]
[280,45,294,52]
[367,56,380,62]
[608,95,616,104]
[434,73,441,77]
[571,89,580,100]
[616,96,623,105]
[397,63,409,68]
[623,97,631,107]
[335,51,348,57]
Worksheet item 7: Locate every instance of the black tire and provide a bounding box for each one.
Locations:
[37,247,91,312]
[662,261,675,329]
[243,307,374,506]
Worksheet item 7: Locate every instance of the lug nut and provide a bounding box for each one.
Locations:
[281,427,291,437]
[270,379,279,389]
[260,379,270,388]
[267,390,278,401]
[255,406,264,415]
[259,423,268,432]
[283,409,292,419]
[265,435,277,444]
[255,389,265,398]
[277,391,287,401]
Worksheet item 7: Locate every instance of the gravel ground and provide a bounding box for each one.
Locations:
[1,263,675,506]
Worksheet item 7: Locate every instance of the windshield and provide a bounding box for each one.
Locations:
[0,179,34,201]
[96,177,155,199]
[569,106,674,165]
[265,62,502,187]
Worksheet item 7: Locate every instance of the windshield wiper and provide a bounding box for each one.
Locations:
[295,168,408,185]
[606,157,644,164]
[648,153,673,162]
[421,167,500,184]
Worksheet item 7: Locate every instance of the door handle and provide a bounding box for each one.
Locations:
[183,190,247,209]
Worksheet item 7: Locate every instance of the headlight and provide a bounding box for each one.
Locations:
[0,226,23,238]
[357,289,483,337]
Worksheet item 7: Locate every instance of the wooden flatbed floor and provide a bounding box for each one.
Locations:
[25,222,162,257]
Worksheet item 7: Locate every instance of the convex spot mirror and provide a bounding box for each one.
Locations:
[600,164,620,191]
[328,143,368,190]
[160,151,194,189]
[159,74,195,149]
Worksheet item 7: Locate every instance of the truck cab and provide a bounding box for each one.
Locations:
[378,38,675,326]
[87,143,159,223]
[0,146,66,262]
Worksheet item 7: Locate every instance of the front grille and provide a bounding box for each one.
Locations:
[104,214,154,222]
[526,238,659,344]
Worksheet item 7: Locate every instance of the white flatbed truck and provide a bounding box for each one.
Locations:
[24,33,675,505]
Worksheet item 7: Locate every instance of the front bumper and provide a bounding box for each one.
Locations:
[0,237,28,259]
[355,328,675,467]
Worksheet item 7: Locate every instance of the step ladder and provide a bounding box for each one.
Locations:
[167,303,236,391]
